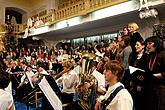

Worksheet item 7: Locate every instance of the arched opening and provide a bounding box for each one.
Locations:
[5,7,26,24]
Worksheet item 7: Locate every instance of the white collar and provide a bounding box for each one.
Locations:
[108,82,124,93]
[40,70,49,75]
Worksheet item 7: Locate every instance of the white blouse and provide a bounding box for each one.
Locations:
[0,89,14,110]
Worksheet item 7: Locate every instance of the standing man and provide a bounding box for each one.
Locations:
[95,60,133,110]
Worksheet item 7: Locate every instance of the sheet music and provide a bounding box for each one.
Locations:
[129,66,145,74]
[26,72,35,88]
[38,77,62,110]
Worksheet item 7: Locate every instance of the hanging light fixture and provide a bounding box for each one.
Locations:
[138,0,158,19]
[139,8,158,19]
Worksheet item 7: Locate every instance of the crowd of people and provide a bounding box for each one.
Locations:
[0,22,165,110]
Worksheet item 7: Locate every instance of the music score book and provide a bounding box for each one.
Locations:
[39,77,62,110]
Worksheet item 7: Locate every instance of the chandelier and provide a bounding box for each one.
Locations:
[138,0,158,19]
[139,8,158,19]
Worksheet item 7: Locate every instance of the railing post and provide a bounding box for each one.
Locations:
[84,0,91,12]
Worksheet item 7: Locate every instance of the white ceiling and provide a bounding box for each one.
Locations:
[1,0,43,8]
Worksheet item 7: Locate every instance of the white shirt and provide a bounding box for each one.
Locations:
[0,89,15,110]
[73,65,82,82]
[40,70,49,75]
[92,69,105,89]
[61,70,79,94]
[98,82,133,110]
[73,65,82,75]
[62,54,69,61]
[57,55,63,62]
[26,56,31,63]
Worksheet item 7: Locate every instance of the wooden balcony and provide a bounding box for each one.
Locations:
[0,0,127,34]
[0,25,6,34]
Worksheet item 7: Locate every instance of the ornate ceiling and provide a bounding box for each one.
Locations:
[2,0,43,8]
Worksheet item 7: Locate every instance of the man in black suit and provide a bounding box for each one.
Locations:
[10,60,21,100]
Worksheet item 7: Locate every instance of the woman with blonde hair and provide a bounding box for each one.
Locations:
[128,22,143,62]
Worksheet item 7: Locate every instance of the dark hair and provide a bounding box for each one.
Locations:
[74,57,80,63]
[0,56,7,71]
[0,71,10,89]
[123,26,128,30]
[62,61,73,69]
[91,61,98,68]
[137,39,145,45]
[145,36,163,53]
[101,40,104,42]
[37,61,45,68]
[21,61,27,65]
[27,64,32,68]
[104,60,124,81]
[136,39,145,52]
[122,35,130,47]
[94,40,98,44]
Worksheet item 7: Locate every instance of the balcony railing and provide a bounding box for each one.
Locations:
[0,25,6,33]
[0,0,127,34]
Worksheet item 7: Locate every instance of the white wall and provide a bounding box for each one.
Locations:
[0,6,5,24]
